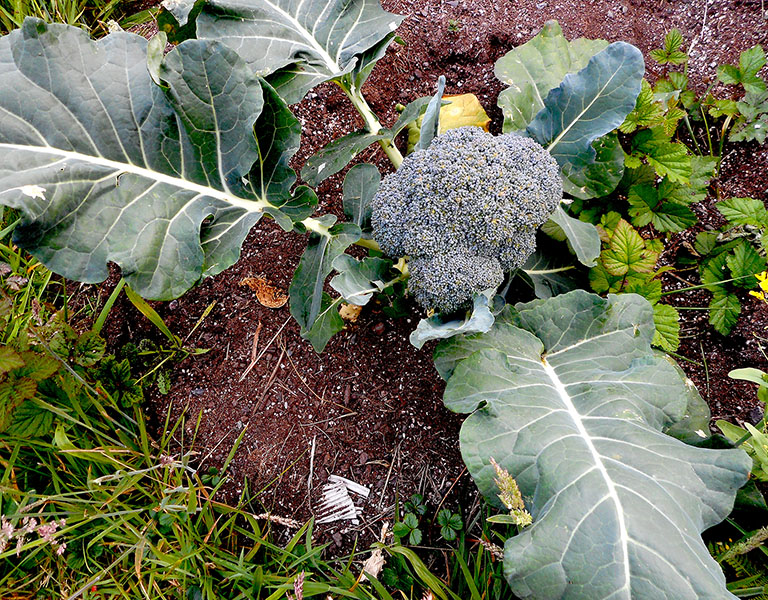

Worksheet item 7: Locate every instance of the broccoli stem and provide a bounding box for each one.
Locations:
[354,237,382,251]
[336,80,404,169]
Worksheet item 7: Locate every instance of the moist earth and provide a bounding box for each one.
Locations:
[90,0,768,550]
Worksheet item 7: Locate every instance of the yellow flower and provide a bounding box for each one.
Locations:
[750,271,768,302]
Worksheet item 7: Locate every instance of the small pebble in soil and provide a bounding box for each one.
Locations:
[372,322,386,335]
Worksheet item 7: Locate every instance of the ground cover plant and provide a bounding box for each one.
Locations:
[1,0,768,598]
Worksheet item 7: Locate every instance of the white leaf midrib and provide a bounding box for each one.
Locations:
[541,356,631,598]
[263,0,339,73]
[0,142,269,213]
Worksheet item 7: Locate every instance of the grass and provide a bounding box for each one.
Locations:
[0,0,153,36]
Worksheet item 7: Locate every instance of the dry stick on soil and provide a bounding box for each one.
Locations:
[432,467,468,522]
[248,339,287,417]
[377,442,401,511]
[239,317,290,381]
[299,412,358,427]
[238,320,263,381]
[308,435,317,496]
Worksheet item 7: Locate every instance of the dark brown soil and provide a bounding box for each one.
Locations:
[93,0,768,550]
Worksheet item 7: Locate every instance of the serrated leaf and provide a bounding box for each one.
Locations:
[665,29,683,52]
[717,197,768,227]
[588,261,615,293]
[739,45,767,94]
[710,98,740,118]
[494,20,608,132]
[695,231,718,257]
[602,219,654,275]
[627,184,659,228]
[631,128,691,183]
[652,302,680,351]
[0,21,305,301]
[730,114,768,144]
[185,0,404,104]
[437,290,750,599]
[709,291,741,335]
[527,43,644,184]
[16,351,59,381]
[548,205,601,267]
[74,331,106,367]
[6,398,53,438]
[627,185,697,232]
[625,277,662,304]
[0,346,24,373]
[726,240,766,288]
[701,253,730,291]
[620,79,663,134]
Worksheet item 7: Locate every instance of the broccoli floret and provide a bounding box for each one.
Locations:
[371,126,562,313]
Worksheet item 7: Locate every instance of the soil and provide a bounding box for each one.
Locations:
[91,0,768,551]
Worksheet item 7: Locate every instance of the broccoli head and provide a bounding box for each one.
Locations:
[371,126,562,313]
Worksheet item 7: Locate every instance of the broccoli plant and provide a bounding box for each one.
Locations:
[371,127,563,314]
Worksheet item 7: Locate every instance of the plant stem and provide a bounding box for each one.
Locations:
[93,277,126,335]
[336,79,404,169]
[355,237,381,251]
[700,105,714,156]
[683,114,704,156]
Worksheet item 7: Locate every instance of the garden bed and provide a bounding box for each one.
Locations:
[80,0,768,551]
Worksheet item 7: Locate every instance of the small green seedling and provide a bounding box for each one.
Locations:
[393,512,422,545]
[436,509,462,541]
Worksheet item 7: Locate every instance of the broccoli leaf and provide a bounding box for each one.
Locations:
[410,291,496,350]
[416,76,447,151]
[302,131,385,186]
[330,255,391,305]
[167,0,405,104]
[0,21,308,300]
[342,164,380,233]
[289,220,361,348]
[436,290,750,600]
[560,132,625,200]
[495,20,608,132]
[303,293,346,353]
[520,244,584,300]
[547,206,601,267]
[527,42,644,194]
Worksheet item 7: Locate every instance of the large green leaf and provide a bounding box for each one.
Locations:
[436,291,750,600]
[495,21,608,133]
[167,0,404,103]
[527,42,643,179]
[0,20,309,300]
